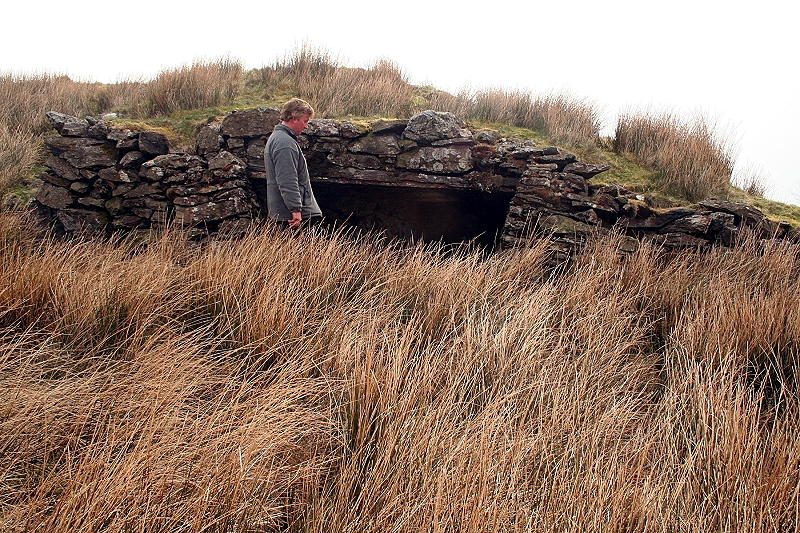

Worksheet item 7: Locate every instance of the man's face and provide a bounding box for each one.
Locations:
[286,113,312,135]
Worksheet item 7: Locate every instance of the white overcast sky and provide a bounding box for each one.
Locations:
[4,0,798,203]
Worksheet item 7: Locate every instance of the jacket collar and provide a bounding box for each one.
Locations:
[275,123,298,139]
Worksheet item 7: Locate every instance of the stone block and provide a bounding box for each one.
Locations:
[196,122,223,155]
[45,136,116,169]
[40,171,72,188]
[396,146,473,174]
[138,132,169,156]
[120,150,146,169]
[36,182,74,209]
[46,112,89,137]
[69,181,90,194]
[660,214,713,235]
[349,134,401,156]
[78,197,106,208]
[563,162,611,179]
[245,140,267,172]
[402,110,471,144]
[305,118,365,138]
[57,208,109,234]
[44,154,81,180]
[474,130,501,144]
[371,119,408,134]
[221,107,281,137]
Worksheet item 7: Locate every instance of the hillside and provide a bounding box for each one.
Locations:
[1,51,799,532]
[2,50,800,227]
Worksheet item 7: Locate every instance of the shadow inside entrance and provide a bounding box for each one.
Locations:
[312,182,514,250]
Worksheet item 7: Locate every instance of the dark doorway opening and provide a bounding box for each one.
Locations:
[312,182,513,250]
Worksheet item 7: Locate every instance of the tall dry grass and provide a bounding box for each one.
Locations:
[308,59,415,118]
[249,46,601,146]
[732,164,768,198]
[614,112,734,201]
[0,73,106,135]
[136,58,243,117]
[0,62,240,197]
[0,125,41,196]
[251,47,416,118]
[0,61,242,134]
[0,211,797,532]
[256,44,340,88]
[431,88,601,147]
[0,73,108,197]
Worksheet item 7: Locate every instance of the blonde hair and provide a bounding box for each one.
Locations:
[280,98,314,122]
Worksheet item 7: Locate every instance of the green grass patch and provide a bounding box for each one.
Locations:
[466,120,549,144]
[3,163,47,204]
[587,149,684,208]
[726,188,800,226]
[107,119,188,146]
[108,87,296,146]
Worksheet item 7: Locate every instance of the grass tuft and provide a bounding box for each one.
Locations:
[135,58,243,117]
[731,164,768,198]
[430,88,601,147]
[0,125,41,197]
[614,112,734,201]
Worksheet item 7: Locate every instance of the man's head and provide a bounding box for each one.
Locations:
[281,98,314,135]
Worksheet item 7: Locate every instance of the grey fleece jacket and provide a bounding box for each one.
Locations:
[263,124,322,221]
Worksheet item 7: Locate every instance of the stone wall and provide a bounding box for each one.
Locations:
[35,109,795,253]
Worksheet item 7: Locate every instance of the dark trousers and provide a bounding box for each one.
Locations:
[249,178,268,213]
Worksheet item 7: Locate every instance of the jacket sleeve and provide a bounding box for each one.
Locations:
[271,145,303,213]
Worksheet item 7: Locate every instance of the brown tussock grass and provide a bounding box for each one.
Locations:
[308,59,416,118]
[251,46,416,118]
[0,73,104,135]
[0,125,41,197]
[0,73,106,197]
[0,213,798,532]
[250,46,601,146]
[431,88,601,147]
[136,58,243,117]
[614,112,735,201]
[0,63,240,198]
[732,164,768,198]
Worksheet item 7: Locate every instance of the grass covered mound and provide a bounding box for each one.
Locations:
[1,212,797,531]
[3,48,800,225]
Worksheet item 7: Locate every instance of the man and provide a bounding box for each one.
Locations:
[264,98,323,227]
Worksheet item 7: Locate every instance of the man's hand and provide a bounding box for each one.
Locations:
[289,211,302,228]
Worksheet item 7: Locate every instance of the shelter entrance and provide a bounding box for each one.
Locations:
[312,183,513,250]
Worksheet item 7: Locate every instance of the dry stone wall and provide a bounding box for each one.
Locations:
[35,109,795,254]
